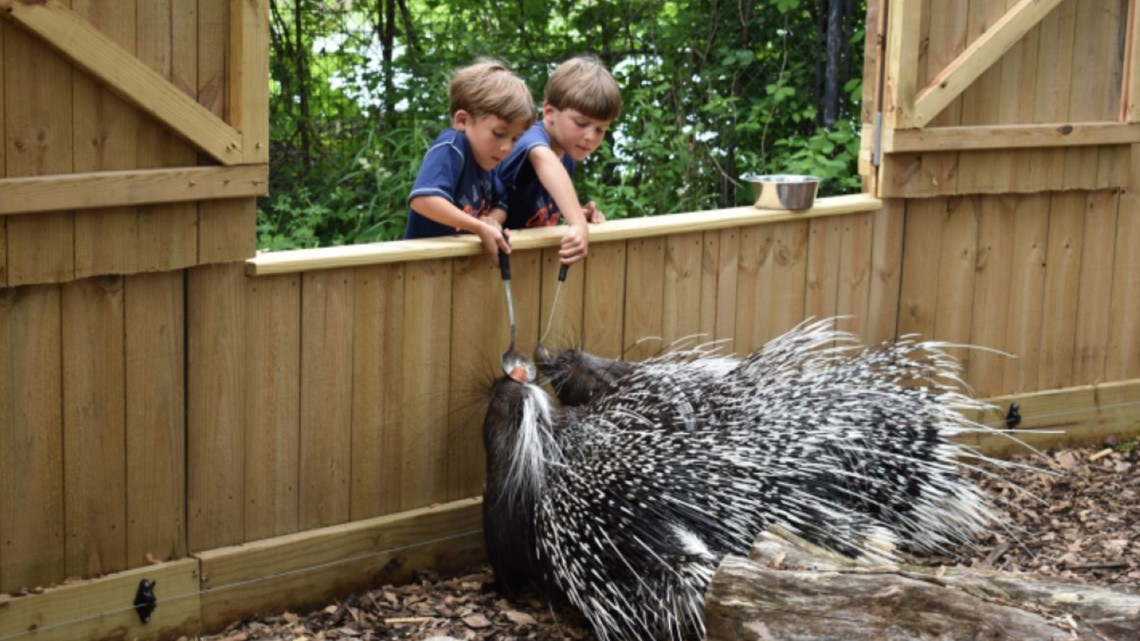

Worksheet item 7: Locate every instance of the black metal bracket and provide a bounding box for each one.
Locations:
[1004,403,1022,430]
[133,579,157,624]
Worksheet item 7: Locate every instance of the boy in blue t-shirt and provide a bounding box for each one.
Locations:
[406,60,535,263]
[493,56,621,266]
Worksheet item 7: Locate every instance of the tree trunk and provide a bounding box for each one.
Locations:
[704,530,1140,641]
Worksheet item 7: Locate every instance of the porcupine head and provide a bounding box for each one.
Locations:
[534,343,637,406]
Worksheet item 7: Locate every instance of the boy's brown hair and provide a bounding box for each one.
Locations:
[544,56,622,122]
[449,60,536,126]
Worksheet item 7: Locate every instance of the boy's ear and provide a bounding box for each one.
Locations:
[541,102,557,121]
[453,109,472,131]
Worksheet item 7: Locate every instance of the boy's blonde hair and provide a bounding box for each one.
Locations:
[544,56,622,122]
[449,60,536,125]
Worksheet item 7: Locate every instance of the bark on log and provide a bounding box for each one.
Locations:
[704,530,1140,641]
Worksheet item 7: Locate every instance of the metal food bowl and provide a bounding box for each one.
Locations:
[742,174,821,210]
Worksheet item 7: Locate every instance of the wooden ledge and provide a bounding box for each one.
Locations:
[246,192,881,276]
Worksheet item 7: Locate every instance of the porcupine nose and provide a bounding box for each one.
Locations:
[534,344,555,370]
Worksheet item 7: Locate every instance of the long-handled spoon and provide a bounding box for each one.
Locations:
[499,249,537,382]
[538,263,569,347]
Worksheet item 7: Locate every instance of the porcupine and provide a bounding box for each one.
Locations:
[482,319,1016,641]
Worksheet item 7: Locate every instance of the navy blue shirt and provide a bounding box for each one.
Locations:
[496,122,575,230]
[406,129,506,239]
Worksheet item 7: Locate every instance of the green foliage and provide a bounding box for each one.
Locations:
[261,0,867,249]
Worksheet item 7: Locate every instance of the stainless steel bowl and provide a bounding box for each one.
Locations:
[742,174,821,210]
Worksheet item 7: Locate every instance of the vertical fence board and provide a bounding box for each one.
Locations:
[582,241,626,358]
[734,225,773,355]
[713,228,739,349]
[934,196,978,375]
[400,259,452,510]
[299,269,354,529]
[1107,189,1140,379]
[72,1,137,279]
[768,220,809,338]
[805,216,842,323]
[540,246,585,350]
[1063,0,1106,188]
[125,271,187,565]
[0,23,6,287]
[1071,190,1119,385]
[132,0,199,272]
[897,199,945,339]
[448,257,501,502]
[351,264,405,519]
[661,232,703,347]
[699,232,720,342]
[866,200,904,345]
[244,274,300,540]
[1001,194,1051,393]
[1038,192,1086,390]
[0,286,65,593]
[1029,0,1078,188]
[623,237,666,360]
[187,263,246,551]
[3,26,74,285]
[62,276,127,578]
[956,0,1008,191]
[969,196,1017,397]
[835,212,873,341]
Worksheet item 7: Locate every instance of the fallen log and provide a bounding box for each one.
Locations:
[704,530,1140,641]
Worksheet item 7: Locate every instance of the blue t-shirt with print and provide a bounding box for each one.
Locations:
[406,128,506,239]
[496,122,575,230]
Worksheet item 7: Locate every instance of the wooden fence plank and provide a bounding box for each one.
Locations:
[72,1,137,280]
[804,216,842,323]
[835,212,873,341]
[1071,190,1119,385]
[734,224,773,355]
[865,200,904,345]
[1037,191,1086,390]
[1063,0,1110,189]
[768,220,809,338]
[956,0,1009,192]
[299,269,354,529]
[244,273,300,540]
[125,271,187,566]
[623,237,666,360]
[1106,189,1140,379]
[187,262,246,551]
[662,231,703,347]
[1026,0,1077,190]
[713,228,739,348]
[231,0,270,164]
[897,198,944,339]
[4,25,74,285]
[447,256,501,502]
[538,246,586,350]
[881,0,920,129]
[582,241,626,358]
[399,259,452,510]
[968,195,1017,398]
[933,196,978,374]
[1126,0,1140,121]
[699,231,721,342]
[1000,193,1050,394]
[0,286,65,593]
[62,276,127,578]
[351,264,406,519]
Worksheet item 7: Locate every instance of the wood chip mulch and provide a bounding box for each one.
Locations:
[188,438,1139,641]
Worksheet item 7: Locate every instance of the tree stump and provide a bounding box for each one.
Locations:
[704,530,1140,641]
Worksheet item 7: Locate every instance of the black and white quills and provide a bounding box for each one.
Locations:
[481,319,1018,641]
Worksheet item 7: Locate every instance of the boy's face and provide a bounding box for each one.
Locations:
[454,110,529,170]
[543,104,612,162]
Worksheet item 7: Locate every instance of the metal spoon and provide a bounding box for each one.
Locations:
[499,249,537,382]
[538,263,569,347]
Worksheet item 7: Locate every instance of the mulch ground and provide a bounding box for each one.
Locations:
[190,437,1139,641]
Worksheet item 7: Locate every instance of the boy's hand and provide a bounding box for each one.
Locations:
[583,201,606,224]
[560,222,589,265]
[476,220,511,267]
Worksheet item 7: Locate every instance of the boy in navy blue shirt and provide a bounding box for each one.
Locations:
[494,56,621,266]
[406,60,535,263]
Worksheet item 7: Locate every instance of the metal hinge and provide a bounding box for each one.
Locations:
[872,112,883,167]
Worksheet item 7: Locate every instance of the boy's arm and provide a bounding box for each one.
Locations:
[410,195,510,261]
[528,146,590,265]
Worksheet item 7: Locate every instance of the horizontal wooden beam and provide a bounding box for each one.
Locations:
[0,166,268,216]
[0,559,201,641]
[958,378,1140,458]
[0,0,243,165]
[196,498,484,631]
[913,0,1066,128]
[884,122,1140,152]
[247,193,883,276]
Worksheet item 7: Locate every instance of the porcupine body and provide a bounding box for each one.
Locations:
[482,319,1014,641]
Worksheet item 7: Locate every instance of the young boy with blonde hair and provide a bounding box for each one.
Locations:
[406,60,535,262]
[494,56,622,265]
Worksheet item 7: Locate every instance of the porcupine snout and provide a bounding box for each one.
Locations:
[535,345,637,406]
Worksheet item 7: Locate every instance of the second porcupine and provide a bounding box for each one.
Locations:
[482,319,1020,641]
